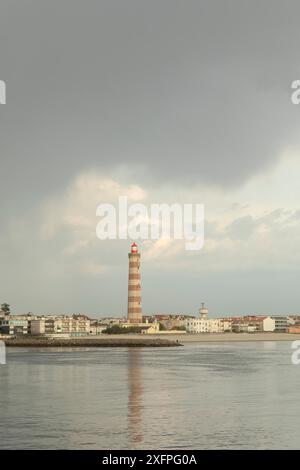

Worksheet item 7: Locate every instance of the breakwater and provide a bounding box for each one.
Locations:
[3,337,183,348]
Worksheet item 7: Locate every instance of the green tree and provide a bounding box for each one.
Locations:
[1,303,10,315]
[171,325,186,331]
[103,324,144,334]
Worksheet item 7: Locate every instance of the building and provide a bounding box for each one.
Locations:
[30,315,91,337]
[184,317,225,333]
[287,316,300,332]
[30,318,48,336]
[221,318,232,332]
[140,322,160,334]
[0,315,30,336]
[261,317,276,331]
[271,316,288,332]
[288,326,300,334]
[99,317,126,326]
[184,304,229,334]
[232,316,275,333]
[127,242,142,324]
[149,314,192,330]
[89,321,107,335]
[287,315,300,326]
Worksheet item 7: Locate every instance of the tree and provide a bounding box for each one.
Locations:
[171,325,186,331]
[1,303,11,316]
[102,324,144,334]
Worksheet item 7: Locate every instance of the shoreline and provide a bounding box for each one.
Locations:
[2,332,299,348]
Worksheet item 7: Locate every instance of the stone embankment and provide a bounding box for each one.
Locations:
[3,336,183,348]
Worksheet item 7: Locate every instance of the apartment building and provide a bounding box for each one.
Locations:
[30,315,91,337]
[271,316,289,332]
[232,316,275,333]
[0,315,29,335]
[184,318,225,334]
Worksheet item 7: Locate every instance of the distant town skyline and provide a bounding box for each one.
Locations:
[1,2,300,315]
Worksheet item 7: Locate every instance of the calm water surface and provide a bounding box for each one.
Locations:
[0,342,300,449]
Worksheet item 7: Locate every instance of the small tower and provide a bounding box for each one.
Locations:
[199,302,208,320]
[127,242,142,324]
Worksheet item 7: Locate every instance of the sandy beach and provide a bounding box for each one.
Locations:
[92,332,300,344]
[148,332,300,344]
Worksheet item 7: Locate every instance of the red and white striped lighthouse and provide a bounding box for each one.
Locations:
[127,242,142,324]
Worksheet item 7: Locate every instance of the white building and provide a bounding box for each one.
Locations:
[262,317,276,332]
[184,318,225,334]
[184,303,233,334]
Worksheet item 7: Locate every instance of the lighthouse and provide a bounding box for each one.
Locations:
[127,242,142,324]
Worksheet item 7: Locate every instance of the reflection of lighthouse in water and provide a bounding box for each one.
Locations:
[127,242,142,324]
[127,350,143,447]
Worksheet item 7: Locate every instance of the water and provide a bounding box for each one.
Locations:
[0,342,300,449]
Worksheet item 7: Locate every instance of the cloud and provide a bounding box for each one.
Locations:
[40,171,147,241]
[1,1,300,314]
[34,157,300,275]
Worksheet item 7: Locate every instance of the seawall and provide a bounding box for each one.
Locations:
[3,337,183,348]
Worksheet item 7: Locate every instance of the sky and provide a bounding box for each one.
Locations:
[1,0,300,317]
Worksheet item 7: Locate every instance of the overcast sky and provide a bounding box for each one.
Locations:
[1,1,300,317]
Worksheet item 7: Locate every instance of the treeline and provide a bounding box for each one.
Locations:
[103,324,144,334]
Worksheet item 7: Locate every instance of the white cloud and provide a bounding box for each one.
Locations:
[36,150,300,273]
[40,170,147,242]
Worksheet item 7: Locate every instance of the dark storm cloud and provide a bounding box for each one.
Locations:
[1,0,300,209]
